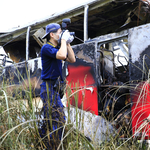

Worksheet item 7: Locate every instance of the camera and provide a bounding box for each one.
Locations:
[62,18,75,36]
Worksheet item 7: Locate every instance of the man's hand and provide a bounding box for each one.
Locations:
[61,30,70,41]
[67,35,74,44]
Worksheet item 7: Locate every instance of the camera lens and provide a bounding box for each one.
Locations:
[70,32,75,36]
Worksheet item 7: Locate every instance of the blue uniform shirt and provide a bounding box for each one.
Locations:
[41,42,62,80]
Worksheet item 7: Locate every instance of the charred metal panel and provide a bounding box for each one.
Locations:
[129,24,150,81]
[72,42,99,84]
[72,42,96,61]
[62,42,98,86]
[0,58,42,97]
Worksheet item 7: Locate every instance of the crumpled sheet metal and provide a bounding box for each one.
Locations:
[64,106,115,145]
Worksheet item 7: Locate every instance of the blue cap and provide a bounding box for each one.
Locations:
[42,23,61,39]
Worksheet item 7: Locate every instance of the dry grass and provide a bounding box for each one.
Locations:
[0,74,149,150]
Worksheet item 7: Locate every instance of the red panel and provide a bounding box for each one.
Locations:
[66,65,98,115]
[131,81,150,138]
[67,65,95,85]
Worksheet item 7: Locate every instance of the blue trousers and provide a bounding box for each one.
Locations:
[39,81,66,149]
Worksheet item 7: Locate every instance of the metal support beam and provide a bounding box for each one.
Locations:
[84,5,89,42]
[26,26,31,61]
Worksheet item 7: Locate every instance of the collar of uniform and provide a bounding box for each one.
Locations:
[47,41,55,47]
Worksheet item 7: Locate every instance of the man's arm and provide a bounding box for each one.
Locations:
[56,39,67,60]
[66,43,76,63]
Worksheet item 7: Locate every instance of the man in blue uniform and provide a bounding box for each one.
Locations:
[39,23,76,149]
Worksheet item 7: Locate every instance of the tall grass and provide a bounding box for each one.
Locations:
[0,70,149,150]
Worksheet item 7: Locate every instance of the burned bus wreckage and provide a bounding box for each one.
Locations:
[0,0,150,140]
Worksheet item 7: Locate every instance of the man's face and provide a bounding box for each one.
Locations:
[53,28,62,42]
